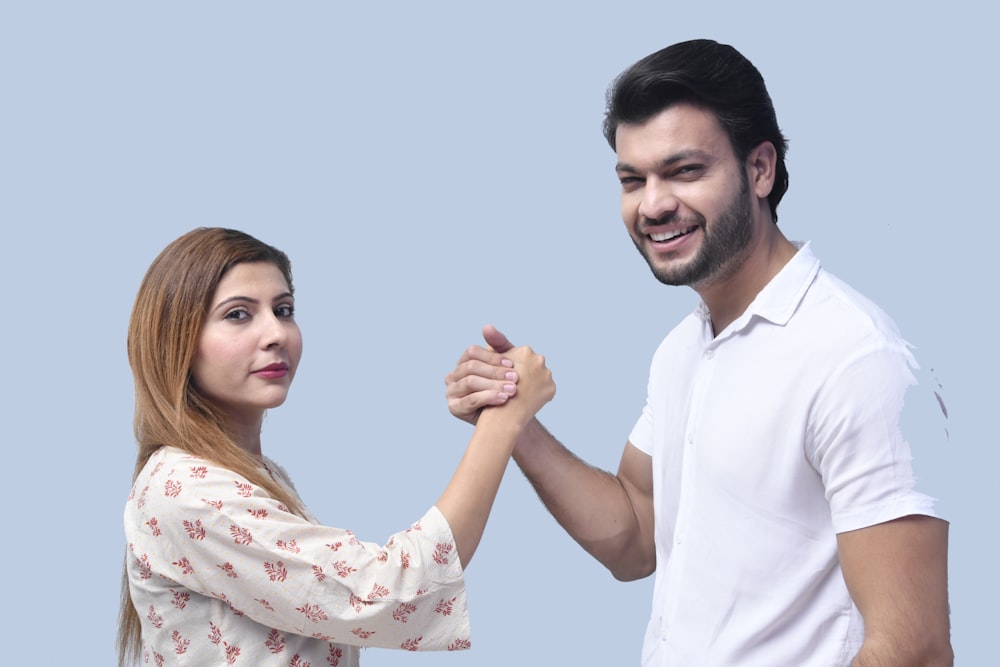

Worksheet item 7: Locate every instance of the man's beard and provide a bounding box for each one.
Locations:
[634,176,754,288]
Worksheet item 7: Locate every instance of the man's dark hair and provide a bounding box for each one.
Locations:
[603,39,789,222]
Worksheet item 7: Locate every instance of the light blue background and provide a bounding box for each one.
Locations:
[2,2,994,664]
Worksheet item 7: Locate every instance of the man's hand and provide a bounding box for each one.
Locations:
[445,325,518,424]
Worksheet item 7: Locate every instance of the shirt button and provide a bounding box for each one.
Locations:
[704,349,714,359]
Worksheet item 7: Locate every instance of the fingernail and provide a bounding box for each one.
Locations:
[505,371,517,381]
[503,384,515,393]
[501,358,513,368]
[497,392,509,401]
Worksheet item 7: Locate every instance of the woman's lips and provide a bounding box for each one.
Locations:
[254,363,289,378]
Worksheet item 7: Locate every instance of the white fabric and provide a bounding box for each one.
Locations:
[629,242,938,666]
[124,446,470,666]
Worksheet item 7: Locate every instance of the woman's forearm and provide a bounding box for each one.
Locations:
[434,407,524,568]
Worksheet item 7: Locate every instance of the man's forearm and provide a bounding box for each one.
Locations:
[851,640,954,667]
[512,419,655,580]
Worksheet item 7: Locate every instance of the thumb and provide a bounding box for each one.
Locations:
[482,324,515,353]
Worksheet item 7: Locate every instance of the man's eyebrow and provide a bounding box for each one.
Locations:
[615,149,714,174]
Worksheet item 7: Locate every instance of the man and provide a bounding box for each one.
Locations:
[445,40,952,665]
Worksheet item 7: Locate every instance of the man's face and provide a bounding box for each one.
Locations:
[615,103,754,289]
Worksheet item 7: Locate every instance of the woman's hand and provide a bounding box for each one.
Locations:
[495,345,555,426]
[445,325,520,424]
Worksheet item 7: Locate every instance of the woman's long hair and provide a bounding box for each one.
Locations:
[117,228,305,666]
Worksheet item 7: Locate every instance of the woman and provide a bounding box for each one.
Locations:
[118,228,554,666]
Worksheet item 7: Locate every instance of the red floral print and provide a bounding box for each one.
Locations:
[392,602,417,623]
[171,630,189,655]
[136,553,152,580]
[230,524,253,545]
[297,603,329,623]
[183,519,205,540]
[125,447,470,663]
[224,641,241,664]
[326,646,344,666]
[432,542,453,565]
[277,538,300,553]
[367,583,390,600]
[264,560,288,582]
[173,556,194,575]
[435,597,456,616]
[214,592,246,617]
[400,636,422,651]
[147,604,164,629]
[333,560,356,579]
[136,485,149,509]
[218,561,238,578]
[264,628,285,654]
[348,594,372,614]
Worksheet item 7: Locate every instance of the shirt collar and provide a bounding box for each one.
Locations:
[696,241,821,335]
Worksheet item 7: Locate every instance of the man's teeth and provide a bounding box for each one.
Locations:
[650,227,694,242]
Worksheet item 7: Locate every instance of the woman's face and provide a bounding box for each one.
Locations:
[190,261,303,426]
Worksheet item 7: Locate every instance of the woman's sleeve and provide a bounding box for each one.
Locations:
[129,452,471,651]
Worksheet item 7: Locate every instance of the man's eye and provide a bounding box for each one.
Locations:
[674,164,703,176]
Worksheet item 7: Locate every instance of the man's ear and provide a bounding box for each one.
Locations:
[747,141,777,200]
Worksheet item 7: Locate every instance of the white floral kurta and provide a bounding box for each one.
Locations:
[124,446,471,666]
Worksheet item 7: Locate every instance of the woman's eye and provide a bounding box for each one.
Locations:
[276,304,295,318]
[224,309,250,321]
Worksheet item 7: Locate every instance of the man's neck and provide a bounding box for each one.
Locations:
[696,225,798,337]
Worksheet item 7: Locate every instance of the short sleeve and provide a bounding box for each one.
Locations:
[807,342,939,533]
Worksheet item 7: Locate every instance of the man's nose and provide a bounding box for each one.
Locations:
[638,178,679,222]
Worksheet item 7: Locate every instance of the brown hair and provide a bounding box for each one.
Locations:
[117,227,304,666]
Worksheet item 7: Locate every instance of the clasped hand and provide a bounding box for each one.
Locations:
[444,325,552,424]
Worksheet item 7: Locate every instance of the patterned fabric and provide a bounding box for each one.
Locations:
[124,446,471,666]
